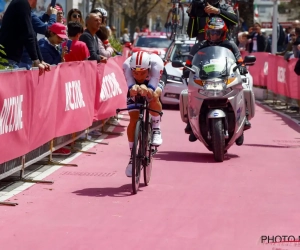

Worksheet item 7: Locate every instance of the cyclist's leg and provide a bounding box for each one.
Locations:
[126,97,140,177]
[148,89,163,146]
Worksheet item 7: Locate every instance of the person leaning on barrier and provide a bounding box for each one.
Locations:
[0,0,50,74]
[79,13,107,63]
[18,4,57,69]
[182,17,251,142]
[186,0,238,41]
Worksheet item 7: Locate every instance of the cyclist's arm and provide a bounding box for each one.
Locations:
[148,53,164,91]
[219,4,238,26]
[122,56,137,90]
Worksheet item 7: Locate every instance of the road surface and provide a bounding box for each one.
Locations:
[0,103,300,250]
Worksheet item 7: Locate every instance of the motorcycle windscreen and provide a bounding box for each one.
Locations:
[192,46,236,79]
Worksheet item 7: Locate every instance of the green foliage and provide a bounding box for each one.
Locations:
[109,37,123,54]
[0,44,10,70]
[278,3,287,14]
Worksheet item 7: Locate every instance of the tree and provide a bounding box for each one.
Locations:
[238,0,254,29]
[285,0,300,19]
[93,0,163,37]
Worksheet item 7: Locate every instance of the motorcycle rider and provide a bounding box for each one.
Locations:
[186,0,238,41]
[183,17,251,142]
[123,51,165,177]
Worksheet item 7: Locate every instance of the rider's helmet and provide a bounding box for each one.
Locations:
[130,51,151,71]
[130,52,151,82]
[204,17,228,44]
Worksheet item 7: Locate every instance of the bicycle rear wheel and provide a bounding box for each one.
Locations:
[143,119,153,186]
[132,120,143,194]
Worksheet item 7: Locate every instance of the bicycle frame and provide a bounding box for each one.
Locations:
[116,96,163,164]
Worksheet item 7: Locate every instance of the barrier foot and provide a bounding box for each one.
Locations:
[21,178,54,184]
[85,138,109,145]
[105,122,127,128]
[101,130,123,136]
[76,137,109,145]
[37,159,78,167]
[0,201,18,206]
[116,117,130,121]
[71,147,96,154]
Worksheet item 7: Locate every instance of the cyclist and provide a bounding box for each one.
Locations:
[123,51,165,177]
[183,17,251,142]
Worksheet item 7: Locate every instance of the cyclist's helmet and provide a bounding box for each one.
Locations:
[130,52,151,71]
[205,17,228,44]
[96,8,108,17]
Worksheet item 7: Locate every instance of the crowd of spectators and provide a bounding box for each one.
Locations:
[237,19,300,61]
[0,0,122,156]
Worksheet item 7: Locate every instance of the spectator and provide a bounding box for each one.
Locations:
[55,3,65,24]
[62,22,89,62]
[247,22,269,53]
[19,4,57,69]
[292,27,300,58]
[284,26,292,48]
[133,26,140,41]
[237,31,248,51]
[38,22,68,65]
[277,23,286,52]
[67,8,84,27]
[96,25,114,58]
[292,20,300,29]
[122,28,130,44]
[110,25,117,39]
[238,17,248,32]
[0,0,50,74]
[90,8,111,36]
[276,29,296,61]
[144,24,149,32]
[79,13,106,63]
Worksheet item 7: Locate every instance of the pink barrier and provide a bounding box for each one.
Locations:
[0,57,127,164]
[245,52,300,99]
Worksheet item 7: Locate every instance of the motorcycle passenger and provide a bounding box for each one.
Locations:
[183,17,251,142]
[123,51,165,177]
[186,0,238,41]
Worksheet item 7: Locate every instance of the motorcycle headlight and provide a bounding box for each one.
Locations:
[198,79,231,97]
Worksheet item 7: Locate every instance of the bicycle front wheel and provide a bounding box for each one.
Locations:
[143,119,153,186]
[132,120,143,194]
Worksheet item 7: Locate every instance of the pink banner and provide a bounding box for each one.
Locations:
[247,52,269,87]
[0,70,32,163]
[95,57,128,120]
[0,56,128,164]
[29,67,58,149]
[55,61,97,137]
[286,58,300,100]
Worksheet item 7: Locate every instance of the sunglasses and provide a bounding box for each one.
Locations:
[290,34,296,36]
[72,14,81,18]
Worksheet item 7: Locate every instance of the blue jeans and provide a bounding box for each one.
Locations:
[7,59,19,69]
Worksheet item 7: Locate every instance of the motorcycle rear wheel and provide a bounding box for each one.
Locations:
[211,118,225,162]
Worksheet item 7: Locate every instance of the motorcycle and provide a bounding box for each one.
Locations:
[172,46,256,162]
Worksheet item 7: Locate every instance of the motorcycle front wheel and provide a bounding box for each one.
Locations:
[211,118,225,162]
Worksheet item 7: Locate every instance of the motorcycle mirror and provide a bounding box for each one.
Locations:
[172,61,184,68]
[243,55,256,65]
